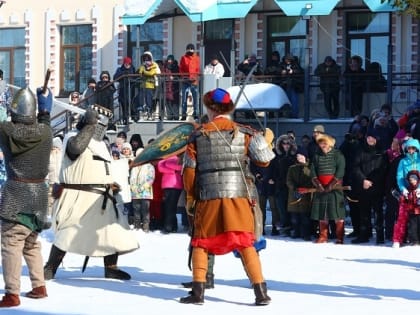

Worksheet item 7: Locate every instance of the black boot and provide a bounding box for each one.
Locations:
[104,254,131,280]
[44,245,66,280]
[180,282,205,304]
[253,282,271,305]
[376,227,385,244]
[181,273,214,289]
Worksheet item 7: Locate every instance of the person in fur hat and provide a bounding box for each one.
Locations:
[181,88,274,305]
[310,133,346,244]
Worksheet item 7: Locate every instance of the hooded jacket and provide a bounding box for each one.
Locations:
[397,138,420,192]
[138,51,161,89]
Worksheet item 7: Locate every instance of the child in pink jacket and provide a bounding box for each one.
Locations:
[158,155,183,233]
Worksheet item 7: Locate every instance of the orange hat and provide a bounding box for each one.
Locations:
[203,88,235,114]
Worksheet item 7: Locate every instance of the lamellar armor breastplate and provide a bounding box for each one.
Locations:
[195,129,249,200]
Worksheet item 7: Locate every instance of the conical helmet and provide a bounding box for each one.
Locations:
[10,87,37,124]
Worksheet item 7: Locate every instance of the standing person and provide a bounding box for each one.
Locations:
[0,86,53,307]
[130,148,155,231]
[265,51,282,85]
[138,51,161,120]
[158,154,183,233]
[113,57,137,124]
[129,133,144,156]
[393,138,420,247]
[344,55,366,116]
[43,105,139,281]
[163,55,180,120]
[310,133,346,244]
[279,54,304,118]
[272,134,297,236]
[286,146,313,241]
[96,71,116,115]
[0,69,12,121]
[393,170,420,247]
[314,56,341,119]
[81,78,96,109]
[180,88,274,305]
[351,129,388,244]
[203,54,225,79]
[179,43,200,120]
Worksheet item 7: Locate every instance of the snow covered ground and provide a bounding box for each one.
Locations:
[1,224,420,315]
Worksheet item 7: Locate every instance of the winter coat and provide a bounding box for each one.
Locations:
[96,71,116,110]
[203,62,225,79]
[310,148,346,220]
[272,135,297,192]
[138,51,161,90]
[157,155,183,190]
[397,138,420,192]
[179,52,200,85]
[113,63,136,105]
[163,60,180,102]
[352,140,388,196]
[251,160,276,197]
[286,161,312,213]
[314,60,341,92]
[130,162,155,200]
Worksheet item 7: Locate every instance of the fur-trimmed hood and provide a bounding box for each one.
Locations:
[275,134,297,156]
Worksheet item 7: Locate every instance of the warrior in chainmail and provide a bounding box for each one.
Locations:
[180,88,274,306]
[0,87,53,307]
[43,105,139,281]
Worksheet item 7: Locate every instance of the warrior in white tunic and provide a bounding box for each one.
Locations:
[44,106,139,280]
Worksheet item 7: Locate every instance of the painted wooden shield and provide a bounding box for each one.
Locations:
[132,122,196,166]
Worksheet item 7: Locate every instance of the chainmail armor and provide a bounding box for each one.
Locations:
[0,121,52,226]
[66,125,96,160]
[196,129,249,200]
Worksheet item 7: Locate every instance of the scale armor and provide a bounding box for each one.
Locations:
[195,129,249,200]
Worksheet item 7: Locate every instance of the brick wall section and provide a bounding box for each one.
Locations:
[337,11,344,68]
[163,20,168,58]
[92,18,98,79]
[234,19,241,65]
[412,16,418,72]
[116,21,125,65]
[49,18,56,92]
[256,13,263,61]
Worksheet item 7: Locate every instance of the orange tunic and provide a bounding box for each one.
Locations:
[183,117,269,255]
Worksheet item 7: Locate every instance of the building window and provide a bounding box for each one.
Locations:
[267,16,307,67]
[0,28,26,87]
[60,24,93,95]
[345,12,390,77]
[128,22,163,67]
[204,19,234,76]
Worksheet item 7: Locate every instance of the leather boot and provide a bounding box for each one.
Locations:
[25,285,48,299]
[315,221,329,243]
[253,282,271,306]
[180,282,205,304]
[335,220,345,244]
[44,245,66,280]
[0,293,20,307]
[104,253,131,280]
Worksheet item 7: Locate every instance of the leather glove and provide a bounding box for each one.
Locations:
[325,178,339,193]
[402,188,409,199]
[83,108,98,125]
[312,177,325,193]
[36,87,53,113]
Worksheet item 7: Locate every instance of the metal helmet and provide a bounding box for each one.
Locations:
[91,104,113,141]
[10,87,37,124]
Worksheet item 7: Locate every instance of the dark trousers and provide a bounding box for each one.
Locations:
[384,193,399,240]
[407,214,420,244]
[322,88,340,118]
[358,194,384,240]
[291,212,312,239]
[162,188,182,232]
